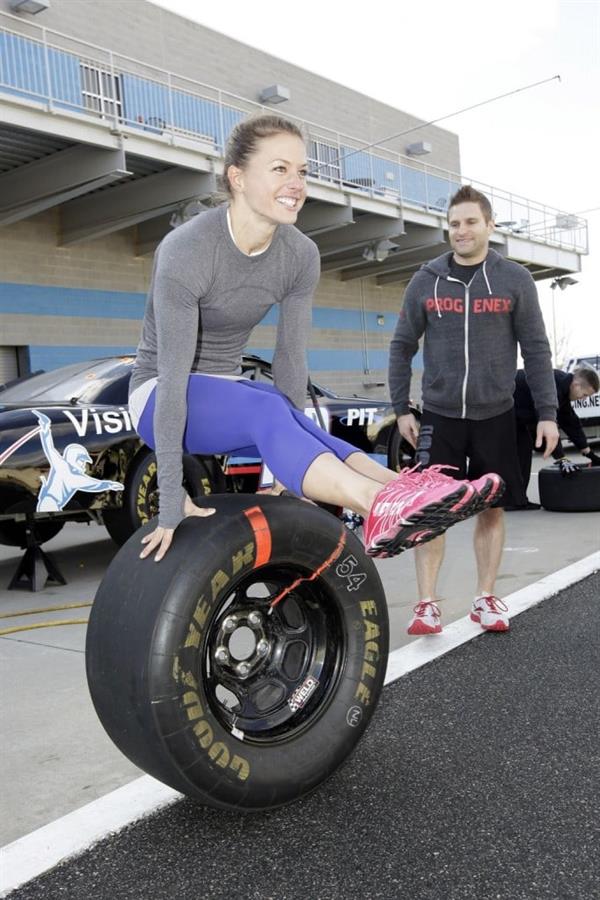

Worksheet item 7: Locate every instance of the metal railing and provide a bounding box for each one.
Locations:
[0,12,588,255]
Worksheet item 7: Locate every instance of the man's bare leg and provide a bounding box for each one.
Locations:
[471,507,510,631]
[473,507,505,595]
[415,535,446,600]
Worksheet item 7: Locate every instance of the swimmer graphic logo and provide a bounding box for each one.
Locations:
[33,410,124,512]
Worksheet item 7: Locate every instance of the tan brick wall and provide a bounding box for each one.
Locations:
[0,210,153,291]
[1,314,142,346]
[314,275,404,318]
[0,213,406,310]
[0,212,416,399]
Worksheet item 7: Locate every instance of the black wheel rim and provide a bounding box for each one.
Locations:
[202,565,345,744]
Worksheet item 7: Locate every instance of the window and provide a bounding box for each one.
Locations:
[80,63,122,119]
[308,140,341,183]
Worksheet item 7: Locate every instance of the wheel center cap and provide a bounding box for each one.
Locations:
[214,610,270,678]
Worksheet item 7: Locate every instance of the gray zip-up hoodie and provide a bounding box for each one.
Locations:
[388,249,557,422]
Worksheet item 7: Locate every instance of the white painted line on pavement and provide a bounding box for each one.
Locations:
[0,777,180,898]
[2,550,599,897]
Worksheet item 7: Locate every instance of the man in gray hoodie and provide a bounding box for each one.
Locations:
[388,185,559,635]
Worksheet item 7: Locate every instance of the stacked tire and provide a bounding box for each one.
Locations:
[539,464,600,512]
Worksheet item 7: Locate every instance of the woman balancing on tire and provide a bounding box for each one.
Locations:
[128,114,502,562]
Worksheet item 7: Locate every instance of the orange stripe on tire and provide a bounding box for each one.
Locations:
[244,506,272,567]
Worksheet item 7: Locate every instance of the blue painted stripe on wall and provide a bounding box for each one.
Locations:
[259,306,398,332]
[0,283,400,330]
[30,346,388,373]
[251,348,387,371]
[250,348,423,372]
[319,308,398,332]
[29,346,137,372]
[27,345,423,375]
[0,283,146,319]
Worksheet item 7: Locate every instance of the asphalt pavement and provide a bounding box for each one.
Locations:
[6,571,600,900]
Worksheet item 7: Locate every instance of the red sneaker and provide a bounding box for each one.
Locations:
[407,600,442,635]
[470,595,509,631]
[363,468,473,557]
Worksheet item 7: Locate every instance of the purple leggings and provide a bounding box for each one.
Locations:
[136,375,358,496]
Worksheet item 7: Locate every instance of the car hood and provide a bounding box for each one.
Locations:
[0,403,137,472]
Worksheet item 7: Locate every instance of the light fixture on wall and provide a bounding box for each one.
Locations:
[555,214,579,230]
[362,239,397,263]
[496,219,529,234]
[376,315,385,326]
[10,0,49,13]
[406,141,432,156]
[259,84,291,104]
[549,275,577,363]
[170,199,209,229]
[550,276,578,291]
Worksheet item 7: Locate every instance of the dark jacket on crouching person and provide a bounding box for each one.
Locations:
[513,369,592,497]
[514,368,589,459]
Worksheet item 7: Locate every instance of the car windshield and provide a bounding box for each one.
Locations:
[0,358,135,404]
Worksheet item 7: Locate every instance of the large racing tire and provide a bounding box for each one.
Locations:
[539,464,600,512]
[103,450,224,546]
[86,493,389,811]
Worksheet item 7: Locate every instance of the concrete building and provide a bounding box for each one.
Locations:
[0,0,588,395]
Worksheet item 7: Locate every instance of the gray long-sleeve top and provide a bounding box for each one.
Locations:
[388,249,557,422]
[130,205,321,528]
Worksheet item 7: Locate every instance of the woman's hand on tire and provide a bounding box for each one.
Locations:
[140,526,175,562]
[183,495,216,519]
[140,496,216,562]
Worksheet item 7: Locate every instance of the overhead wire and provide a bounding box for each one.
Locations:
[311,75,562,172]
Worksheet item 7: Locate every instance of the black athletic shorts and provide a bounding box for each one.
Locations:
[415,408,527,508]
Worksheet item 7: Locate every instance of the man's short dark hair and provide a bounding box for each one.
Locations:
[448,185,493,223]
[574,366,600,393]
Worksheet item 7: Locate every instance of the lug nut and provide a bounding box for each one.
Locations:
[215,646,229,664]
[256,639,269,656]
[237,662,251,676]
[248,611,262,627]
[223,616,237,633]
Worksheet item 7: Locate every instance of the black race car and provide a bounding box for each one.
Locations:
[0,355,417,548]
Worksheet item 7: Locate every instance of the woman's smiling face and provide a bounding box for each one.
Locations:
[227,132,308,225]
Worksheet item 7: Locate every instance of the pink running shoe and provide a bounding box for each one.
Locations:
[470,595,509,631]
[363,468,474,557]
[407,600,442,635]
[417,465,505,519]
[470,472,505,508]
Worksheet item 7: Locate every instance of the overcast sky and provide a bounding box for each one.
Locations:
[150,0,599,362]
